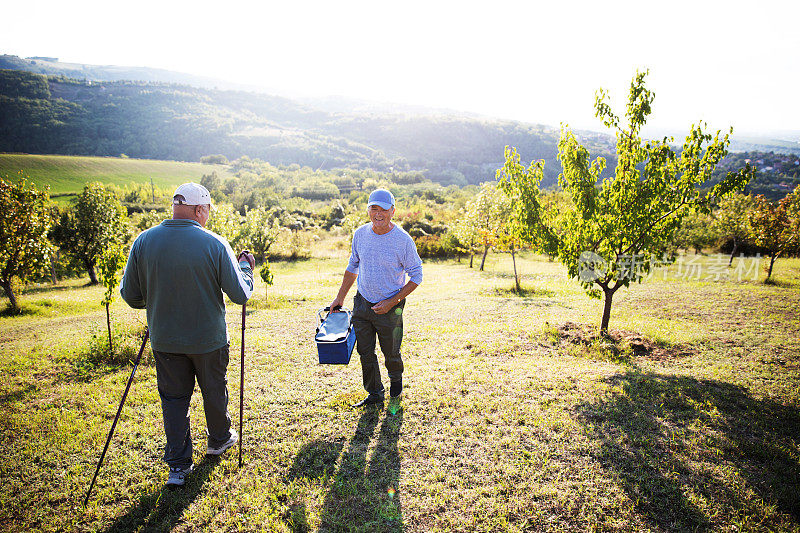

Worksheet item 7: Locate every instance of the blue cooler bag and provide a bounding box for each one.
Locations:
[315,307,356,364]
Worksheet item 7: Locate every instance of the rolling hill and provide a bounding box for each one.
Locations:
[0,66,608,187]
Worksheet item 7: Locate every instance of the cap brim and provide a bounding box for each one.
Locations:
[367,201,394,210]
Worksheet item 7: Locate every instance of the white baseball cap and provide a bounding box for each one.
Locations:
[173,183,212,206]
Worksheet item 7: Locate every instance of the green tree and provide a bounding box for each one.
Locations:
[464,182,510,271]
[0,175,53,312]
[748,192,797,281]
[98,244,126,352]
[200,154,228,165]
[259,261,274,301]
[673,209,718,254]
[450,213,481,268]
[206,203,244,244]
[201,170,221,191]
[52,183,128,284]
[714,192,756,265]
[786,185,800,252]
[341,212,367,244]
[500,72,750,332]
[496,147,557,289]
[239,207,278,262]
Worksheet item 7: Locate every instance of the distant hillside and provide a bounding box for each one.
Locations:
[0,66,607,186]
[712,151,800,200]
[0,54,266,93]
[4,57,795,197]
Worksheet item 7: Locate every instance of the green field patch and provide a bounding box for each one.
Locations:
[0,153,234,196]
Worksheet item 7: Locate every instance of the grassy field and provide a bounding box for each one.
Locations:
[0,153,234,197]
[1,249,798,532]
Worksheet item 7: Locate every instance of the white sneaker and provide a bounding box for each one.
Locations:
[166,464,193,486]
[206,429,238,456]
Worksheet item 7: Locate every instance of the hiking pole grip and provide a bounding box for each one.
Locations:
[239,302,245,468]
[84,327,149,508]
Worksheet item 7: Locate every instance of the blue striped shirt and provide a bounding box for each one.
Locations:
[346,223,423,303]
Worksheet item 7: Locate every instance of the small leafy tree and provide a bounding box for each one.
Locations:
[499,72,751,332]
[464,182,510,271]
[51,183,128,284]
[133,209,166,232]
[98,244,126,352]
[673,209,718,254]
[206,202,243,244]
[0,175,53,312]
[260,261,274,301]
[341,212,367,244]
[786,185,800,251]
[496,147,556,290]
[240,207,278,262]
[450,213,481,268]
[714,192,756,265]
[748,189,799,281]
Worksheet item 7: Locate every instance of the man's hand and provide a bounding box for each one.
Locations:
[371,298,397,315]
[328,297,344,314]
[237,250,255,269]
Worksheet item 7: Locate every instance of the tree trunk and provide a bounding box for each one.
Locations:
[1,279,19,313]
[469,236,475,268]
[728,237,738,267]
[106,303,113,353]
[51,250,60,285]
[480,245,489,271]
[511,245,520,292]
[766,253,777,281]
[85,258,99,285]
[600,286,615,334]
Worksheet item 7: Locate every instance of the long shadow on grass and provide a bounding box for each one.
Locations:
[102,455,221,532]
[577,370,800,530]
[284,439,346,532]
[287,403,404,532]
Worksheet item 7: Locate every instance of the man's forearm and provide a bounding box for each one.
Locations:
[390,281,419,305]
[336,270,358,301]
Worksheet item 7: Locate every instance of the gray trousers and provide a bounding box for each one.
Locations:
[352,292,405,399]
[153,344,232,469]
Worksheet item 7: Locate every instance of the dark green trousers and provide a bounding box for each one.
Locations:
[352,292,405,399]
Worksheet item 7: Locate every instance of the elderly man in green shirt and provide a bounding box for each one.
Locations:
[121,183,254,486]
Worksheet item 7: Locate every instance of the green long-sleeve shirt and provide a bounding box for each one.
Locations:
[120,219,254,353]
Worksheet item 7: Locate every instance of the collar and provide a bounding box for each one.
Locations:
[162,218,202,227]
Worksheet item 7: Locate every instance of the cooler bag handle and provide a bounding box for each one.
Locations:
[317,306,352,326]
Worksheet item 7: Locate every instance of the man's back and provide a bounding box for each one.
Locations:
[121,219,253,354]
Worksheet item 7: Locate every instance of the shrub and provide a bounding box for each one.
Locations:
[269,229,313,260]
[414,235,450,258]
[85,321,151,366]
[200,154,229,165]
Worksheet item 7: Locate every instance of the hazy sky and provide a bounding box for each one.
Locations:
[4,0,799,135]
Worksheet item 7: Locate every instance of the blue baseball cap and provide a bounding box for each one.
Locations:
[367,189,395,210]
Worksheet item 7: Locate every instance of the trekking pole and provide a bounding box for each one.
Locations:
[239,301,245,468]
[237,249,250,469]
[84,327,150,508]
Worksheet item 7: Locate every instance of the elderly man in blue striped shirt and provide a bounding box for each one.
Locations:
[330,188,423,408]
